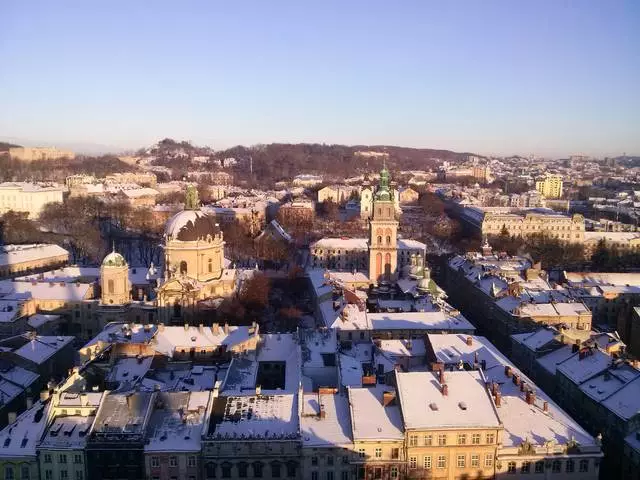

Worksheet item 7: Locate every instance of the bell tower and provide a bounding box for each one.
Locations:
[368,165,399,284]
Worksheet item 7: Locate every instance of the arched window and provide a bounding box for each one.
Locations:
[180,261,188,274]
[375,253,382,279]
[252,462,264,477]
[386,236,391,245]
[384,253,392,280]
[377,235,382,245]
[208,258,213,273]
[107,279,114,294]
[205,462,217,479]
[270,461,281,478]
[173,301,181,318]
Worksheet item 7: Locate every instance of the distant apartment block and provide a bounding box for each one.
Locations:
[535,174,564,199]
[105,172,157,187]
[0,182,65,219]
[9,147,74,162]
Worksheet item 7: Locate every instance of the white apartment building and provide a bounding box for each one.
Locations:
[0,182,65,219]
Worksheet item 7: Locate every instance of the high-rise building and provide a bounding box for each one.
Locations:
[535,174,563,199]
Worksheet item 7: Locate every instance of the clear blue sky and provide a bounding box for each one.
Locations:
[1,1,638,157]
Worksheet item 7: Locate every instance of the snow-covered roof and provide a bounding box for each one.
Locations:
[367,311,475,332]
[301,392,352,447]
[348,385,404,441]
[82,323,157,351]
[12,334,74,365]
[556,348,611,384]
[300,329,337,369]
[536,345,576,375]
[164,208,220,241]
[0,244,69,267]
[39,415,94,450]
[310,238,368,250]
[338,353,364,388]
[511,328,558,352]
[397,239,427,251]
[396,370,501,430]
[427,334,598,449]
[210,394,298,440]
[377,338,427,358]
[27,314,61,329]
[0,402,49,458]
[145,391,210,452]
[153,325,255,359]
[92,392,155,437]
[8,280,92,302]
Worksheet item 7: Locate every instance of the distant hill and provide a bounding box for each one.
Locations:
[0,142,21,152]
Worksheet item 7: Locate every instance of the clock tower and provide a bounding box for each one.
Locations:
[368,165,399,284]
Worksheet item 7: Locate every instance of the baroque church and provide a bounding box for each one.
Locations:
[98,185,236,327]
[310,166,427,284]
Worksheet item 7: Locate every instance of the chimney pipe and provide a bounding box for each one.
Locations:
[494,391,501,408]
[526,390,536,405]
[224,323,229,334]
[520,381,526,392]
[212,323,219,335]
[198,323,204,333]
[319,404,326,418]
[438,369,445,385]
[441,384,449,396]
[513,374,520,386]
[505,365,512,378]
[466,336,473,346]
[481,359,487,370]
[543,401,549,413]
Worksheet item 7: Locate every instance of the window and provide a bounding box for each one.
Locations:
[208,258,213,273]
[566,459,575,473]
[390,467,398,479]
[471,455,479,468]
[373,468,381,480]
[75,473,83,480]
[437,455,446,469]
[271,461,281,478]
[423,456,432,469]
[206,463,217,479]
[457,455,466,468]
[311,474,318,480]
[457,433,467,445]
[424,434,433,445]
[552,460,561,473]
[521,461,531,473]
[486,433,495,444]
[180,261,188,274]
[221,462,232,478]
[74,454,82,464]
[507,462,516,473]
[358,449,365,458]
[286,463,297,478]
[438,434,447,446]
[409,457,417,469]
[374,448,382,458]
[188,456,196,468]
[107,279,114,294]
[44,454,52,464]
[327,473,335,480]
[579,459,589,472]
[59,454,67,464]
[45,472,52,480]
[170,457,178,467]
[60,472,68,480]
[327,456,334,466]
[535,461,544,473]
[151,457,160,468]
[311,457,318,466]
[4,467,12,480]
[391,448,399,459]
[21,466,29,480]
[409,435,418,446]
[342,456,349,464]
[484,454,494,467]
[471,433,481,445]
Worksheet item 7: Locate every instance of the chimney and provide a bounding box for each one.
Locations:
[438,369,445,385]
[319,403,326,419]
[543,401,549,413]
[494,391,501,408]
[481,359,487,371]
[474,352,479,364]
[526,390,536,405]
[224,323,230,335]
[40,390,50,402]
[383,391,396,407]
[441,384,449,396]
[491,382,498,396]
[255,385,262,395]
[572,343,579,353]
[504,365,512,378]
[212,323,220,335]
[7,412,16,425]
[466,336,473,346]
[198,324,204,333]
[184,323,189,331]
[513,374,521,386]
[520,381,526,393]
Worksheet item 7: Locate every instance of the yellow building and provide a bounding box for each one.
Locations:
[156,185,236,324]
[480,209,585,242]
[0,182,65,219]
[0,244,69,279]
[535,174,563,199]
[8,146,74,162]
[396,370,502,480]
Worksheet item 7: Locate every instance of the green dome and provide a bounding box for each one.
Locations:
[102,251,127,268]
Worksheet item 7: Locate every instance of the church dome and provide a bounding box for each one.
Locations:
[102,251,127,268]
[164,209,220,242]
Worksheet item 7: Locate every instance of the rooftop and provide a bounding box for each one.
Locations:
[301,392,352,447]
[0,402,49,458]
[39,415,95,450]
[348,385,404,441]
[0,244,69,267]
